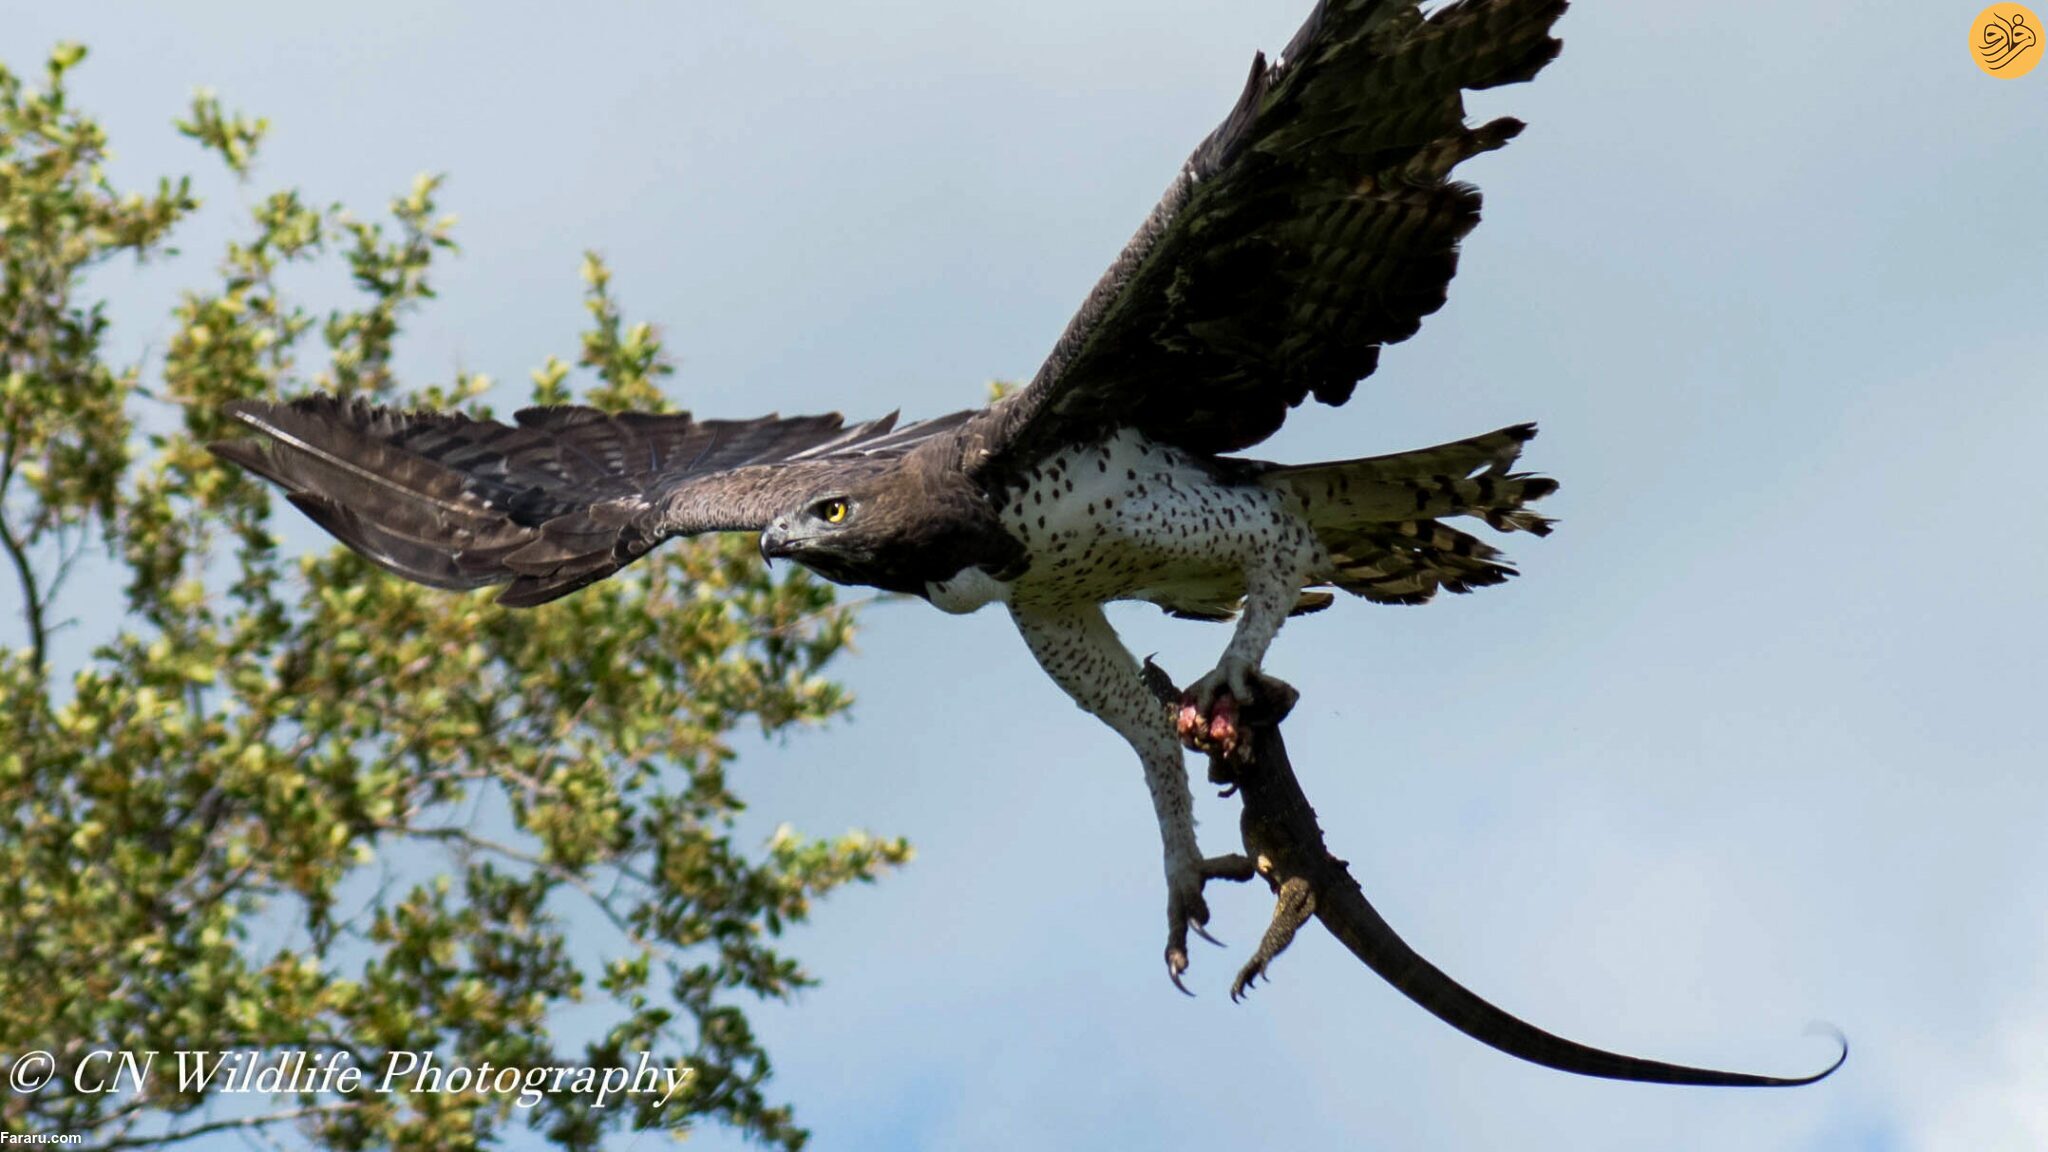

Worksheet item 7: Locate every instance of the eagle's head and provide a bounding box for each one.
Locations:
[757,467,1023,596]
[757,488,882,587]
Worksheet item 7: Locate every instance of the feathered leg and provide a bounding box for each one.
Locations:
[1180,499,1323,752]
[1010,600,1222,985]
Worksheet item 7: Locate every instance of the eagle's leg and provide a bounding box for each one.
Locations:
[1181,504,1322,753]
[1009,601,1222,984]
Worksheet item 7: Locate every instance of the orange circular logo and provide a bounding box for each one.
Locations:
[1974,4,2043,76]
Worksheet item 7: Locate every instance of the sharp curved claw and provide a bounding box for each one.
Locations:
[1230,961,1267,1003]
[1165,860,1233,992]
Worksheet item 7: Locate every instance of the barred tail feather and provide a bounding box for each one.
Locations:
[1264,423,1558,605]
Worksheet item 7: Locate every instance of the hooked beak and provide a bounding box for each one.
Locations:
[759,518,795,567]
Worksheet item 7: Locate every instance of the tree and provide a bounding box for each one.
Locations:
[0,43,907,1150]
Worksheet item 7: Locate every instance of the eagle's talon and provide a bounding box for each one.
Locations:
[1177,684,1243,756]
[1177,657,1266,756]
[1165,923,1197,995]
[1184,656,1255,713]
[1164,862,1215,991]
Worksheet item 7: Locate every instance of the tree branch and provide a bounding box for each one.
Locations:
[1141,660,1847,1088]
[0,505,48,675]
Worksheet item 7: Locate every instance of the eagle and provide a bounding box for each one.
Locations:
[212,0,1842,1088]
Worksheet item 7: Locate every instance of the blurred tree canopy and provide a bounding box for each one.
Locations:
[0,43,908,1150]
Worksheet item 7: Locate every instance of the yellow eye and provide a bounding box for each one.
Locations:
[819,499,848,524]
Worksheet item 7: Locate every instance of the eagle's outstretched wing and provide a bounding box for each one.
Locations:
[968,0,1566,475]
[211,395,965,607]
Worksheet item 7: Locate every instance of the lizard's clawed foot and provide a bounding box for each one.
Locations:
[1230,875,1315,1002]
[1163,854,1258,993]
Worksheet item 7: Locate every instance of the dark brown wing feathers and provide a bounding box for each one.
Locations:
[971,0,1567,474]
[211,395,964,607]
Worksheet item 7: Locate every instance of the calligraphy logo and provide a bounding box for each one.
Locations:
[1974,5,2043,77]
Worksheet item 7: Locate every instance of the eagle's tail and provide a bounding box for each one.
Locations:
[1262,423,1557,606]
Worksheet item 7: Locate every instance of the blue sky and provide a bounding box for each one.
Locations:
[4,1,2045,1149]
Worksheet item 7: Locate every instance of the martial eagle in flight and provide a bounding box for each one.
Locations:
[214,0,1842,1088]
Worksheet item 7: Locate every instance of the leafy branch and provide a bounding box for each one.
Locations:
[0,42,903,1150]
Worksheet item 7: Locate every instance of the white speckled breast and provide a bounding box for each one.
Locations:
[923,429,1318,617]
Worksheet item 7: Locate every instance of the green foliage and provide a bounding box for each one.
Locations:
[0,44,907,1150]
